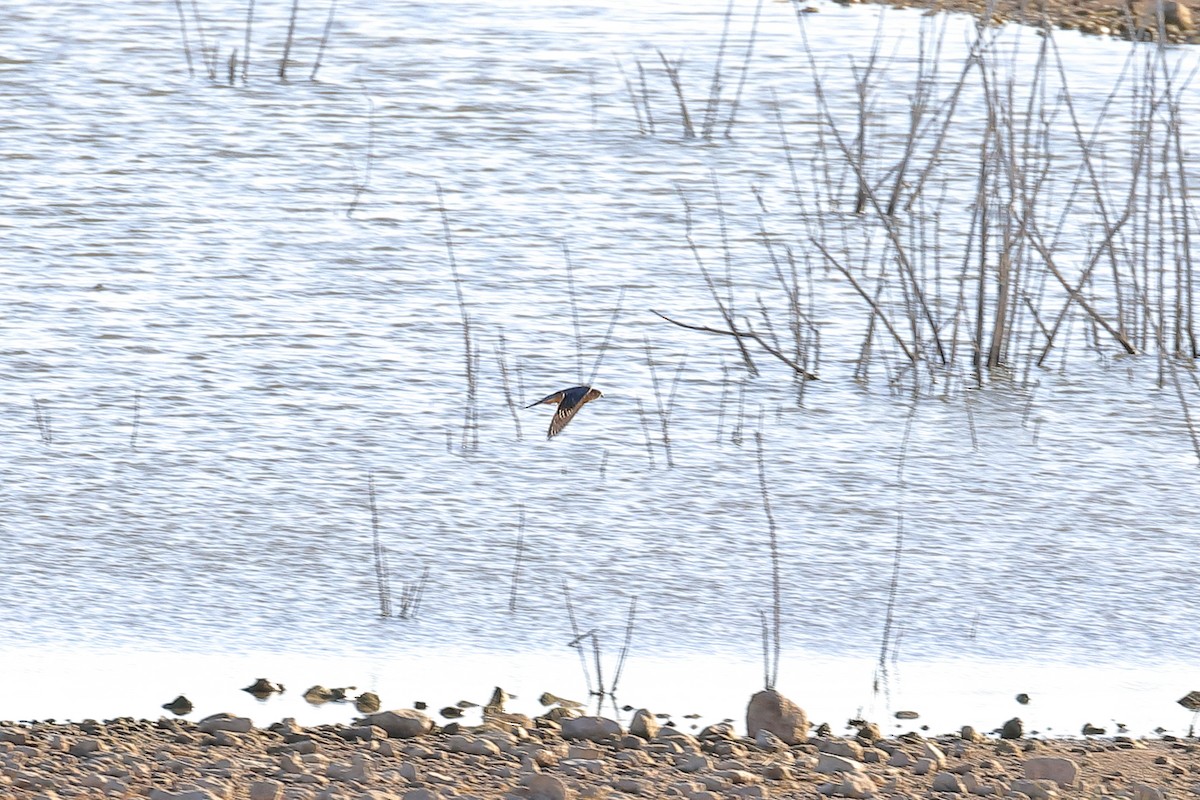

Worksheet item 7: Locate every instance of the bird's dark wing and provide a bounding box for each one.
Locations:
[547,395,586,438]
[525,390,565,409]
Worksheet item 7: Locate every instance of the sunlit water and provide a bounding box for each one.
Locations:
[2,0,1199,737]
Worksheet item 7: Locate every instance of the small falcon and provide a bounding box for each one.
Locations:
[525,385,603,439]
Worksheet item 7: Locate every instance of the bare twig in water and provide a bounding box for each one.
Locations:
[591,633,606,701]
[675,185,759,376]
[368,471,392,618]
[562,581,593,696]
[588,286,626,385]
[809,240,916,364]
[188,0,217,80]
[651,310,817,381]
[754,431,781,689]
[279,0,300,81]
[347,96,376,218]
[172,0,195,78]
[396,566,431,619]
[31,397,52,445]
[615,58,646,135]
[130,390,142,450]
[611,596,638,695]
[701,0,735,140]
[643,338,676,468]
[495,331,523,440]
[873,512,904,702]
[634,398,658,469]
[436,182,479,451]
[759,609,772,690]
[637,58,656,134]
[241,0,254,83]
[657,49,695,138]
[724,0,765,138]
[562,242,585,382]
[508,505,525,612]
[310,0,337,81]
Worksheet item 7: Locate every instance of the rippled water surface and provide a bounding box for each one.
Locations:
[3,0,1199,733]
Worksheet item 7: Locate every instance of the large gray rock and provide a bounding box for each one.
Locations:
[655,726,701,750]
[816,753,864,774]
[746,689,809,745]
[922,741,947,769]
[149,791,218,800]
[933,772,966,793]
[447,734,501,756]
[1130,782,1164,800]
[1141,0,1195,29]
[754,729,787,752]
[197,713,252,734]
[560,715,621,742]
[249,781,282,800]
[362,709,433,739]
[524,773,571,800]
[962,772,996,796]
[1011,779,1058,800]
[821,739,864,760]
[629,709,660,740]
[1000,717,1023,739]
[818,773,876,798]
[1023,757,1080,788]
[857,722,882,743]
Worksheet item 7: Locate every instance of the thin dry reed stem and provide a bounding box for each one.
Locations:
[508,505,525,612]
[368,471,392,618]
[279,0,300,81]
[242,0,254,83]
[310,0,337,80]
[435,182,479,451]
[753,430,781,690]
[173,0,195,78]
[130,391,141,450]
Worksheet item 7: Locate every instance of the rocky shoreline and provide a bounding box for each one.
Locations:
[833,0,1200,44]
[2,689,1198,800]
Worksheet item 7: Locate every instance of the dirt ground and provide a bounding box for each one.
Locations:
[835,0,1200,43]
[2,711,1200,799]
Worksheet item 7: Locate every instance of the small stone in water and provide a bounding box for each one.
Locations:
[1001,717,1024,739]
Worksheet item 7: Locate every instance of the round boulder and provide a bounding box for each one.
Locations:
[629,709,659,740]
[361,709,433,739]
[746,689,809,745]
[1000,717,1023,740]
[560,715,621,742]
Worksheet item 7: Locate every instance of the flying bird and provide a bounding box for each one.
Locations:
[525,385,603,439]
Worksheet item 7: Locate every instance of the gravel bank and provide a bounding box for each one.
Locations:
[830,0,1200,44]
[1,710,1197,800]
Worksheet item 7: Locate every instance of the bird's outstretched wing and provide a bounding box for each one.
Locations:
[548,395,585,438]
[525,390,566,409]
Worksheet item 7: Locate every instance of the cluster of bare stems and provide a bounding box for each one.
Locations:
[563,581,639,716]
[368,471,430,620]
[172,0,338,84]
[618,0,767,140]
[649,2,1200,456]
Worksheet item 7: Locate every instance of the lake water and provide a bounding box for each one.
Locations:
[2,0,1199,738]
